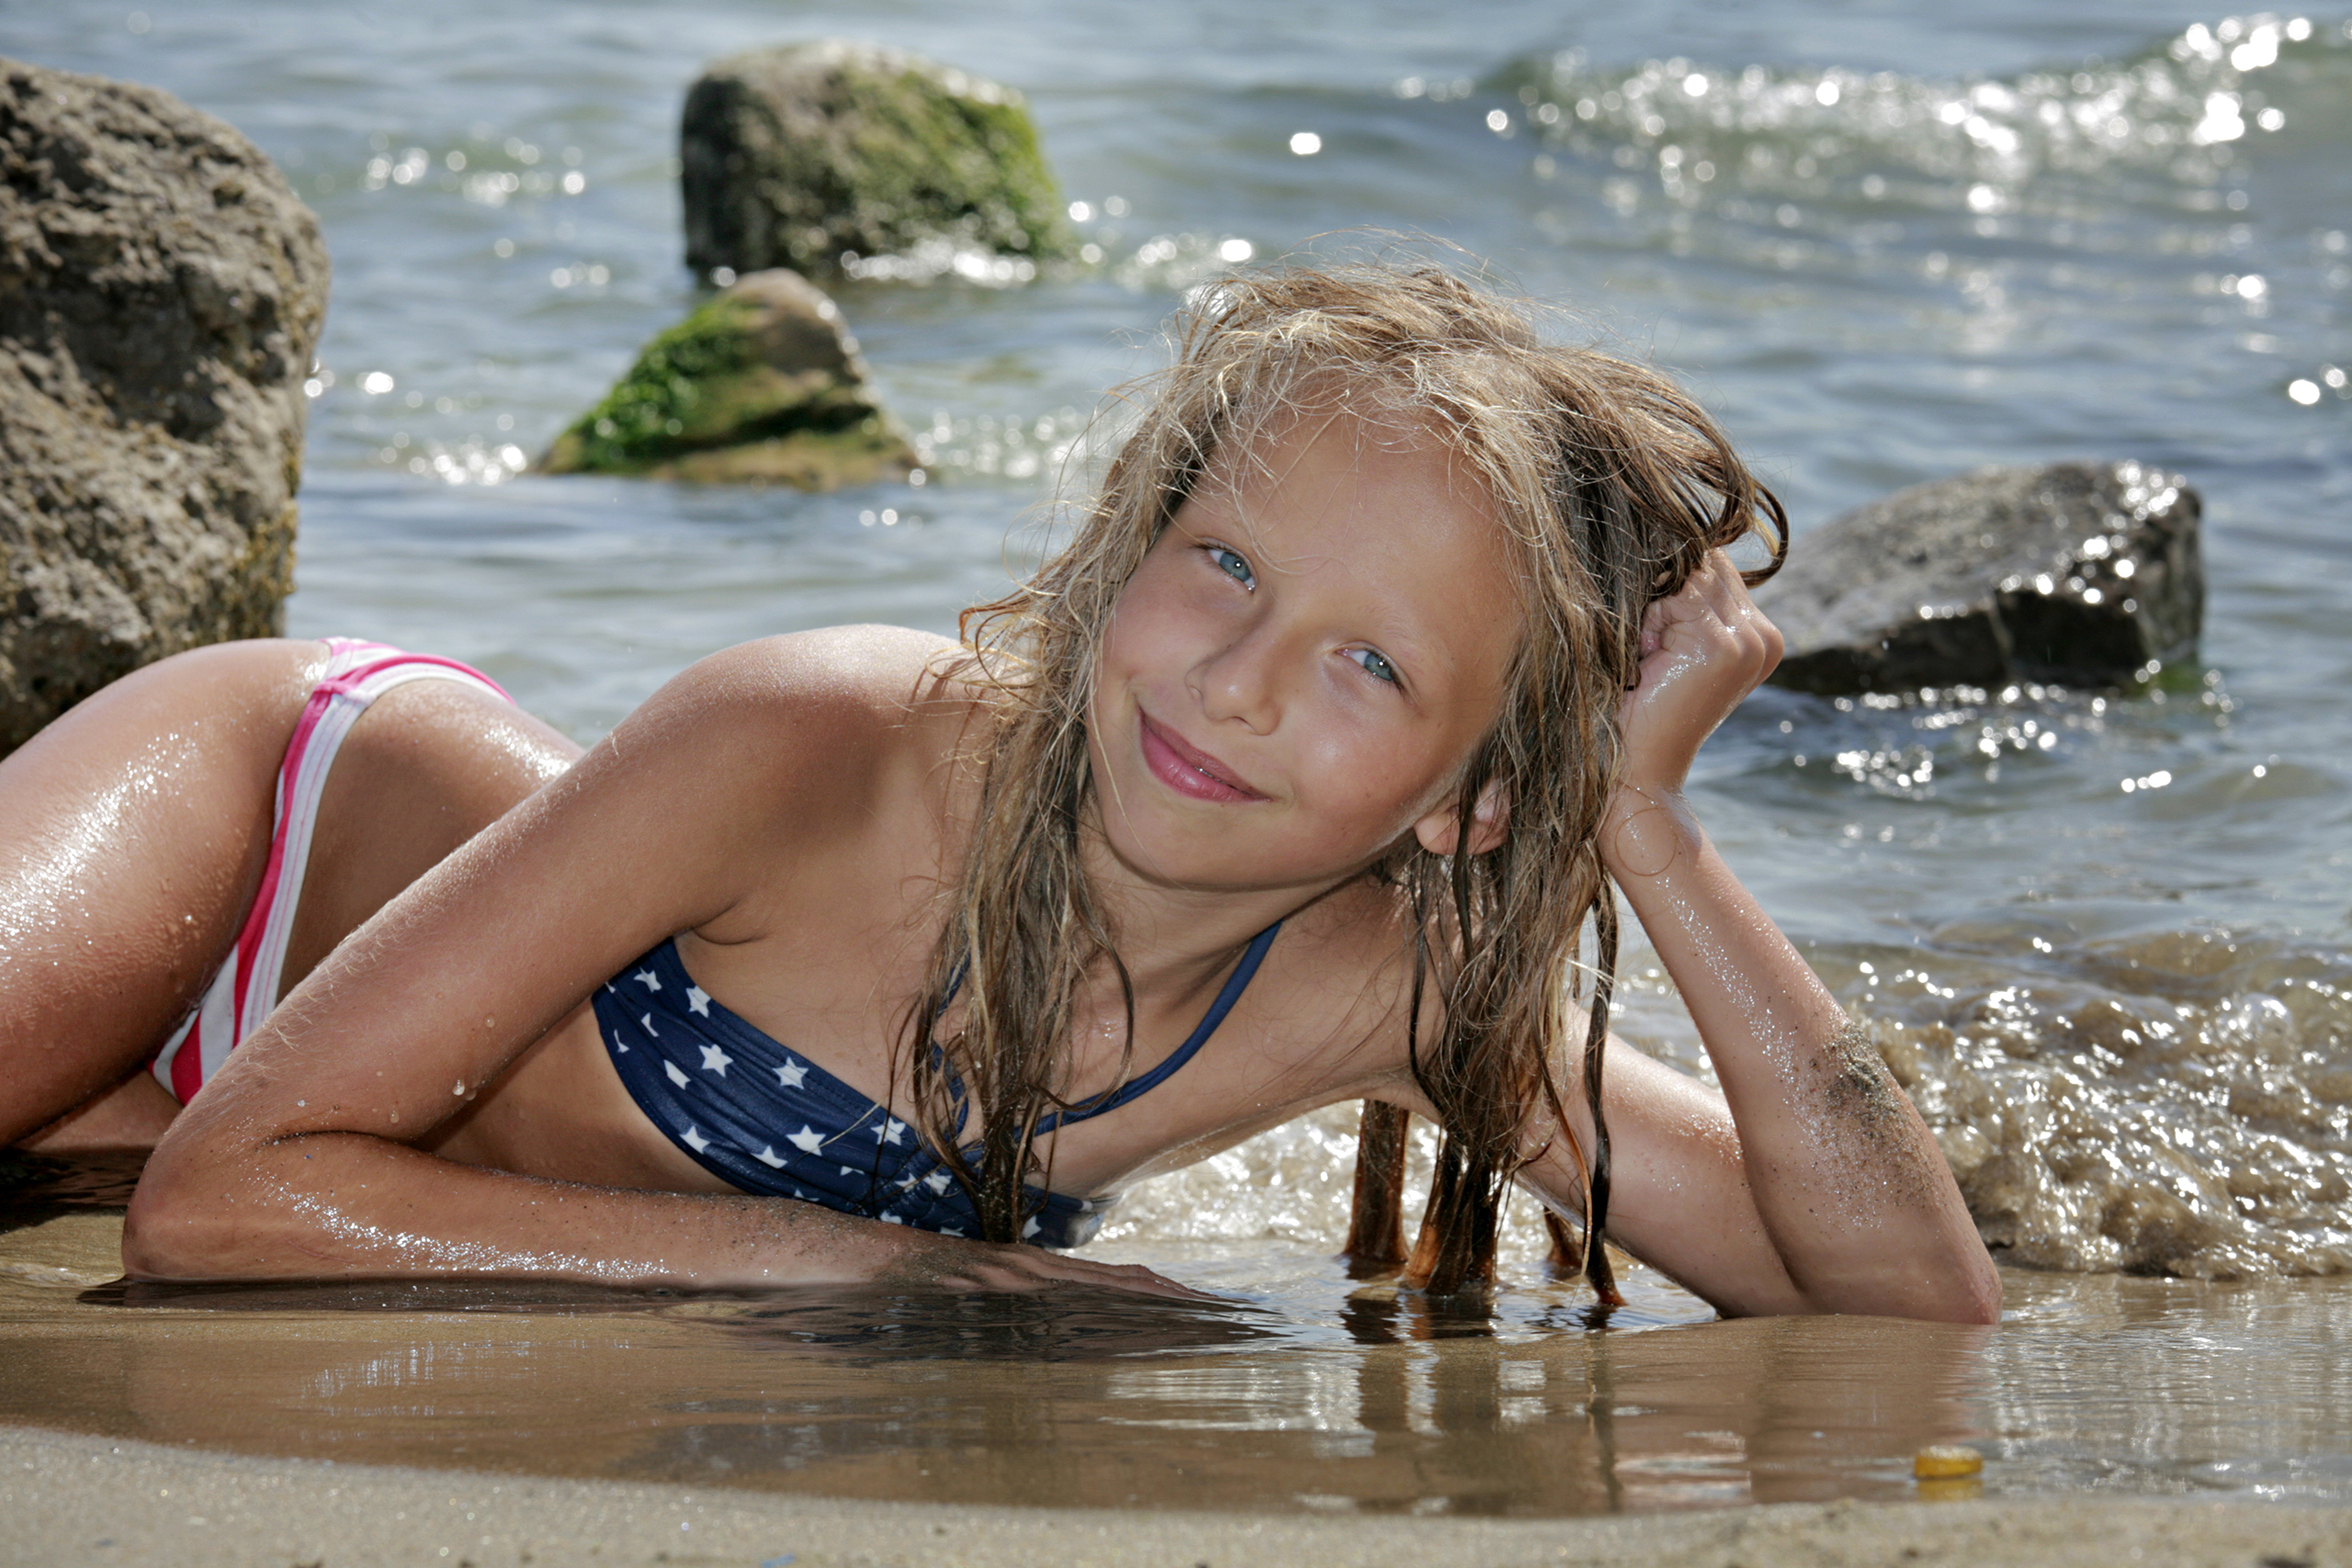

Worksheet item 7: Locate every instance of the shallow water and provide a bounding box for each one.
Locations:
[13,0,2351,1281]
[6,0,2352,1506]
[6,1209,2351,1514]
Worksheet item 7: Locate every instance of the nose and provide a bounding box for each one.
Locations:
[1189,623,1286,734]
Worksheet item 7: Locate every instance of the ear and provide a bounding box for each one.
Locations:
[1413,777,1510,858]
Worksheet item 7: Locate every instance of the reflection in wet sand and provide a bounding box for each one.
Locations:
[23,1205,2346,1517]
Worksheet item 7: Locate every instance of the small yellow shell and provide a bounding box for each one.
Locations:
[1913,1444,1984,1479]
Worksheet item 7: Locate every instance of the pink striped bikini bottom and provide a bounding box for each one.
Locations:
[149,637,512,1105]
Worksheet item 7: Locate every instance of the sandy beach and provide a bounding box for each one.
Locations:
[6,1422,2349,1568]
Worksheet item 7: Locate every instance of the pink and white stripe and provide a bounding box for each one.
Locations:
[149,638,512,1105]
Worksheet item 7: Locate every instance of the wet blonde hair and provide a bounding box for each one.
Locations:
[902,262,1783,1295]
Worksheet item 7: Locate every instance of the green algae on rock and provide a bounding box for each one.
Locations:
[682,40,1073,281]
[538,269,915,489]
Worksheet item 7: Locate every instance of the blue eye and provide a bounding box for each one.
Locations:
[1351,648,1400,686]
[1207,546,1256,590]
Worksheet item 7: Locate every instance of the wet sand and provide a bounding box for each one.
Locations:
[12,1192,2352,1561]
[6,1422,2349,1568]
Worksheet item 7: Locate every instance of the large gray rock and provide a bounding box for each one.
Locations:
[681,40,1072,281]
[1760,462,2203,695]
[0,58,326,754]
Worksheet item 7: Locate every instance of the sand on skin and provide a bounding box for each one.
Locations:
[4,1423,2347,1568]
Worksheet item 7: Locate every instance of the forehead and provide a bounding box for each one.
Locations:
[1182,401,1523,671]
[1192,402,1518,580]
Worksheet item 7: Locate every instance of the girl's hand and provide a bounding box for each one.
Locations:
[886,1235,1217,1301]
[1615,551,1782,796]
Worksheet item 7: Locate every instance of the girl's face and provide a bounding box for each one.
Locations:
[1089,406,1522,896]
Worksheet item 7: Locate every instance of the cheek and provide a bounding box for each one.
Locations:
[1101,562,1194,672]
[1294,710,1454,837]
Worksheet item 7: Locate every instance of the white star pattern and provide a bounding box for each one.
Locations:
[598,938,1047,1244]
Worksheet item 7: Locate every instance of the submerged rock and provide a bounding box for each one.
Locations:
[538,268,915,488]
[0,58,327,754]
[681,40,1072,280]
[1759,461,2203,695]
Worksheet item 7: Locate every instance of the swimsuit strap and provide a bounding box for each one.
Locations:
[1035,920,1282,1134]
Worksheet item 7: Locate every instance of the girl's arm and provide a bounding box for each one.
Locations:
[1537,557,2000,1324]
[123,631,1193,1298]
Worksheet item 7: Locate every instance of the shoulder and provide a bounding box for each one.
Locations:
[658,626,967,723]
[626,626,975,765]
[554,626,983,845]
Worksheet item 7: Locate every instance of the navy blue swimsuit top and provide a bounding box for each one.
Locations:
[597,923,1281,1248]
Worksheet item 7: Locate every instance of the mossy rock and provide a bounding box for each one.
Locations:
[538,269,915,489]
[682,40,1073,279]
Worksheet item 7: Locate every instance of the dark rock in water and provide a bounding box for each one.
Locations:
[538,268,916,488]
[1758,462,2203,695]
[681,40,1072,281]
[0,58,327,754]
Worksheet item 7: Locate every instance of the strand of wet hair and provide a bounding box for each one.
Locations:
[1579,873,1623,1304]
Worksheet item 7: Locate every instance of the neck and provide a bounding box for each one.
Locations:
[1069,802,1360,998]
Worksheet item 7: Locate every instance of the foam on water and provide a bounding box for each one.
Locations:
[1860,928,2352,1277]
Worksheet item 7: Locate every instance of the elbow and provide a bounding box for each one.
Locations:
[1924,1224,2005,1325]
[1953,1254,2004,1325]
[1781,1247,2003,1326]
[120,1162,211,1280]
[1880,1251,2003,1326]
[121,1138,257,1281]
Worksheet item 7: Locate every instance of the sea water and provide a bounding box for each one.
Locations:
[4,0,2351,1516]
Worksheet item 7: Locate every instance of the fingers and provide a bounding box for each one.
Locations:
[1636,586,1676,663]
[935,1245,1215,1302]
[1615,551,1785,795]
[1654,552,1779,676]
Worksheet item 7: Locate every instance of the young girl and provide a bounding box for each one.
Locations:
[0,265,1998,1322]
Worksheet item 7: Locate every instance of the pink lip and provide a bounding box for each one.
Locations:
[1137,710,1267,803]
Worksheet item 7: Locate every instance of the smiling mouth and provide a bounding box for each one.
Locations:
[1136,710,1267,803]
